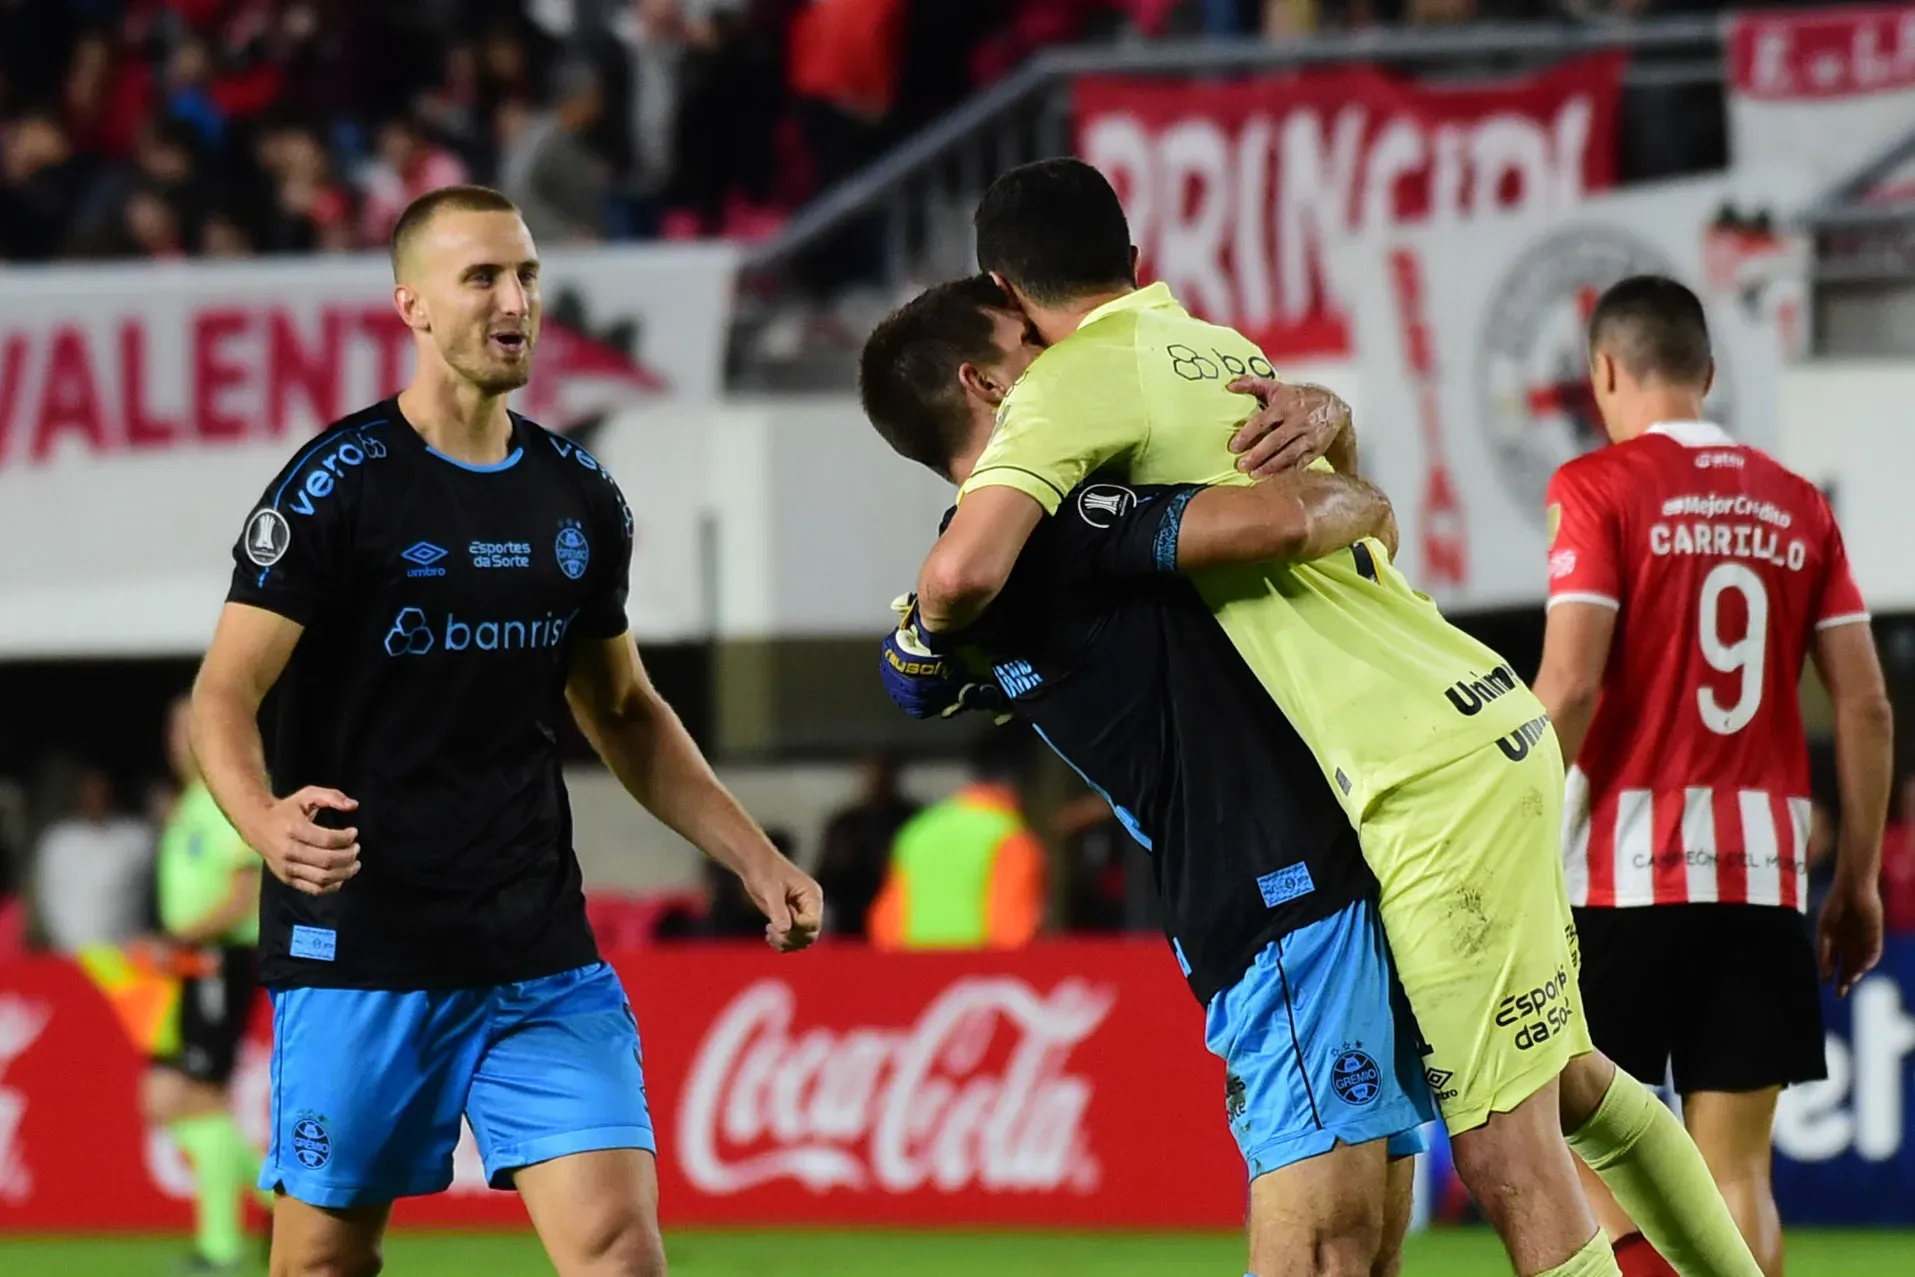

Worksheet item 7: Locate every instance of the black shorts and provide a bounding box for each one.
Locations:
[1573,904,1827,1095]
[154,946,259,1086]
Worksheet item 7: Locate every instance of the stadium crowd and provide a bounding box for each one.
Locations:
[0,0,1733,265]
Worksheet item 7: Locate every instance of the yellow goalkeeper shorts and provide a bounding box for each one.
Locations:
[1360,722,1593,1133]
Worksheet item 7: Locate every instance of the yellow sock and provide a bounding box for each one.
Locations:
[1567,1069,1763,1277]
[1539,1230,1624,1277]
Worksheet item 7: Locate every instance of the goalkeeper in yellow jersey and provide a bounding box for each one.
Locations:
[903,158,1760,1277]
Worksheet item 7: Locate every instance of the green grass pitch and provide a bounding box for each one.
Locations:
[2,1229,1912,1275]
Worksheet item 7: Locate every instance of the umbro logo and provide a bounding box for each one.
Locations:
[402,542,449,578]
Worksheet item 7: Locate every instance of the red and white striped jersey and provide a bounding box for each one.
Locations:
[1546,420,1868,911]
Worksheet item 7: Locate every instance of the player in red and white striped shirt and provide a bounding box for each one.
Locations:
[1533,276,1891,1277]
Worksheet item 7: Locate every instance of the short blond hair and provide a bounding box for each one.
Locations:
[390,185,521,278]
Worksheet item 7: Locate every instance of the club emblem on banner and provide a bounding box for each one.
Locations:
[1475,226,1736,526]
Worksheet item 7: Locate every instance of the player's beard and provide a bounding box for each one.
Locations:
[446,327,536,396]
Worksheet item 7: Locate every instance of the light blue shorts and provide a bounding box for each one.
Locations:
[1205,899,1436,1180]
[261,962,653,1208]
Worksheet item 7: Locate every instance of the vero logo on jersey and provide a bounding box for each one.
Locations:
[283,432,388,517]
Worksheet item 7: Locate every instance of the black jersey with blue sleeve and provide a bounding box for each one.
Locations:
[226,399,633,990]
[950,475,1374,1006]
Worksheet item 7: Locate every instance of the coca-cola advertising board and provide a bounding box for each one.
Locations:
[0,942,1247,1232]
[1325,176,1797,612]
[6,938,1914,1231]
[1072,55,1625,363]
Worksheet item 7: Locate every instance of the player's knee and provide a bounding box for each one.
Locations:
[270,1247,383,1277]
[1253,1205,1385,1277]
[571,1214,666,1277]
[1556,1050,1618,1131]
[1369,1241,1404,1277]
[1313,1224,1385,1277]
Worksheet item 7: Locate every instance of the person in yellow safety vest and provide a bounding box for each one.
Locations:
[868,730,1046,948]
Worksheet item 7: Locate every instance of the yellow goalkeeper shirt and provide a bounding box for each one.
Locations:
[959,283,1543,819]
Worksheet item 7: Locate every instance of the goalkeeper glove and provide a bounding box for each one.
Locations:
[878,595,1011,720]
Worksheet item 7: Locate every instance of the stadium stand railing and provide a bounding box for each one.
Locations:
[1802,125,1915,356]
[725,16,1727,391]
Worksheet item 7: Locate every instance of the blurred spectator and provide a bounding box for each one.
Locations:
[30,764,153,954]
[868,729,1046,950]
[250,120,355,253]
[789,0,901,196]
[415,39,489,175]
[69,117,206,254]
[123,183,187,257]
[1406,0,1478,23]
[162,34,226,152]
[0,110,83,260]
[64,27,148,160]
[358,114,469,248]
[628,0,788,239]
[201,208,254,256]
[656,827,803,939]
[1056,794,1160,933]
[1881,774,1915,934]
[482,23,539,107]
[497,60,611,244]
[813,750,919,938]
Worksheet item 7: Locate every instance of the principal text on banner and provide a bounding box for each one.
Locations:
[1072,55,1625,362]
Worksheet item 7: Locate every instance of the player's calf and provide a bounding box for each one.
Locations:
[1683,1090,1784,1277]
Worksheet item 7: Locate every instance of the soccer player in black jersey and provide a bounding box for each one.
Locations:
[189,185,822,1276]
[862,277,1436,1277]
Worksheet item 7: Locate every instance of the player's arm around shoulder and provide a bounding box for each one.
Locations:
[1169,469,1397,572]
[564,633,822,951]
[921,339,1149,633]
[918,487,1046,633]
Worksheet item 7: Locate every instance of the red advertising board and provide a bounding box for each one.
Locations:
[0,942,1242,1232]
[1072,55,1625,360]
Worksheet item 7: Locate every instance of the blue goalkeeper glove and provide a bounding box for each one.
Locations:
[879,596,1010,720]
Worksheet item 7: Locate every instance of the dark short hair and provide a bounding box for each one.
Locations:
[974,158,1134,305]
[1587,275,1712,386]
[390,184,521,278]
[859,275,1010,480]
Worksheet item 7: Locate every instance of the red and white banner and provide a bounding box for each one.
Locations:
[1727,6,1915,210]
[0,245,734,472]
[1329,177,1796,611]
[1072,55,1625,362]
[0,943,1244,1232]
[0,246,736,658]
